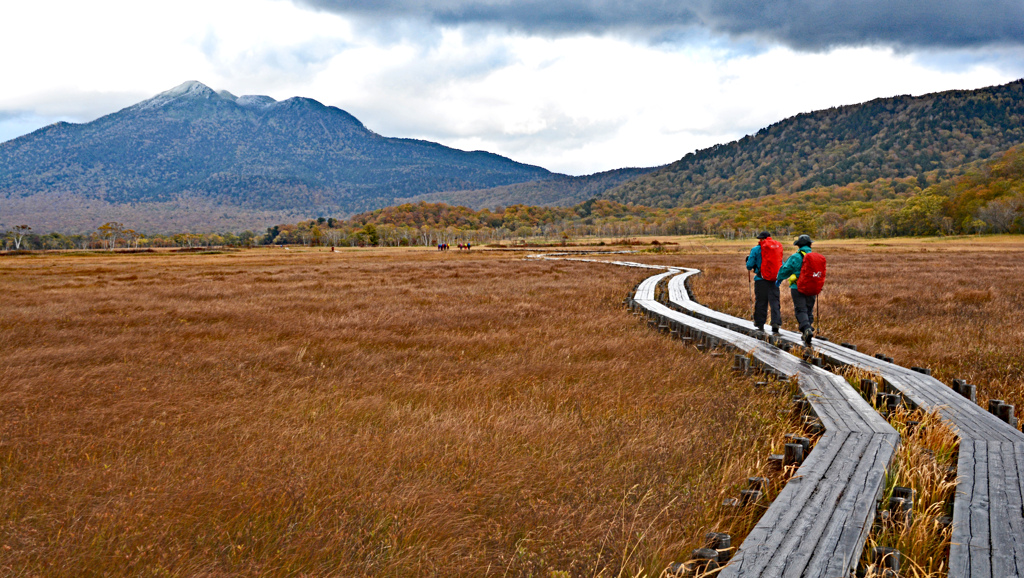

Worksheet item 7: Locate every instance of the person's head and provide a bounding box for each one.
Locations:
[794,234,813,247]
[757,231,771,240]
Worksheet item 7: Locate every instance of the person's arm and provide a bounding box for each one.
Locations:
[775,252,803,286]
[746,246,760,271]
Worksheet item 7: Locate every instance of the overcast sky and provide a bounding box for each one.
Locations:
[2,0,1023,175]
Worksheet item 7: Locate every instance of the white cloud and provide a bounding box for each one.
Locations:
[1,0,1021,175]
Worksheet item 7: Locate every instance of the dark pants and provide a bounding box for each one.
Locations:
[754,279,781,328]
[791,288,817,332]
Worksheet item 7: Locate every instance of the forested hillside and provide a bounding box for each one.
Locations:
[603,80,1024,208]
[399,166,655,209]
[675,145,1024,237]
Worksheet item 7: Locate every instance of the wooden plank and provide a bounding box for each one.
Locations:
[819,373,883,433]
[1003,442,1024,574]
[894,372,1020,443]
[999,442,1024,574]
[819,433,901,578]
[950,441,975,578]
[1016,442,1024,574]
[969,440,992,578]
[722,431,848,576]
[772,432,874,576]
[1017,442,1024,517]
[815,341,1024,442]
[986,442,1016,576]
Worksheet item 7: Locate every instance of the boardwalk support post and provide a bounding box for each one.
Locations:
[988,399,1005,414]
[866,547,901,576]
[861,379,878,402]
[783,443,804,466]
[739,489,763,506]
[996,403,1017,428]
[733,354,751,374]
[705,532,733,562]
[951,379,978,403]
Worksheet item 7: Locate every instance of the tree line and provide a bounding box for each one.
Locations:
[4,145,1023,251]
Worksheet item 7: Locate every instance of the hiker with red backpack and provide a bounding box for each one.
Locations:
[776,234,826,347]
[746,231,784,334]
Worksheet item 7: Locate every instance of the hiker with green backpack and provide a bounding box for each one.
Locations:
[776,234,827,347]
[746,231,784,334]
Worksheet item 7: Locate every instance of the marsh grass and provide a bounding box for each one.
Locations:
[674,374,812,576]
[860,408,958,577]
[0,248,789,576]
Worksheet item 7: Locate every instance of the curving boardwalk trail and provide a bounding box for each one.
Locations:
[665,267,1024,578]
[532,254,899,577]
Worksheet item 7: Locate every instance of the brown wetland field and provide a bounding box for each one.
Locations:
[0,236,1021,576]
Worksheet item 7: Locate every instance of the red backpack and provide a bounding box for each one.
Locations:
[797,251,827,296]
[758,238,783,281]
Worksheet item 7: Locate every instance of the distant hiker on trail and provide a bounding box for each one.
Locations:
[746,231,783,334]
[776,235,827,347]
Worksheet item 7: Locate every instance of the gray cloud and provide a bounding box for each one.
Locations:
[910,46,1024,75]
[294,0,1024,51]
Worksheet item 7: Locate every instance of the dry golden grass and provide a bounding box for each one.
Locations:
[662,236,1024,412]
[0,247,788,576]
[861,407,958,578]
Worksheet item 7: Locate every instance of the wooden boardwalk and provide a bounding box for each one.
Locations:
[625,268,899,578]
[664,267,1024,578]
[528,254,900,577]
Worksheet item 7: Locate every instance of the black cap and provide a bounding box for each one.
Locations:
[757,231,771,239]
[794,234,813,247]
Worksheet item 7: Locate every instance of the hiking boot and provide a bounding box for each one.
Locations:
[772,326,780,334]
[802,327,813,347]
[755,324,765,333]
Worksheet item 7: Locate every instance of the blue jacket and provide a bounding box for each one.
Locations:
[776,246,813,286]
[746,245,767,281]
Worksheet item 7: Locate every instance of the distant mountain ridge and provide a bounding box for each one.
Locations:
[601,79,1024,208]
[0,81,558,232]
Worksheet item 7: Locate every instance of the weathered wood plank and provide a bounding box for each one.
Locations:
[819,433,900,578]
[949,441,975,578]
[1014,443,1024,573]
[722,430,850,576]
[988,442,1020,577]
[772,432,872,576]
[969,440,992,578]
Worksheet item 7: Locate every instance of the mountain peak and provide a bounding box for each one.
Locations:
[131,81,224,111]
[162,80,217,98]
